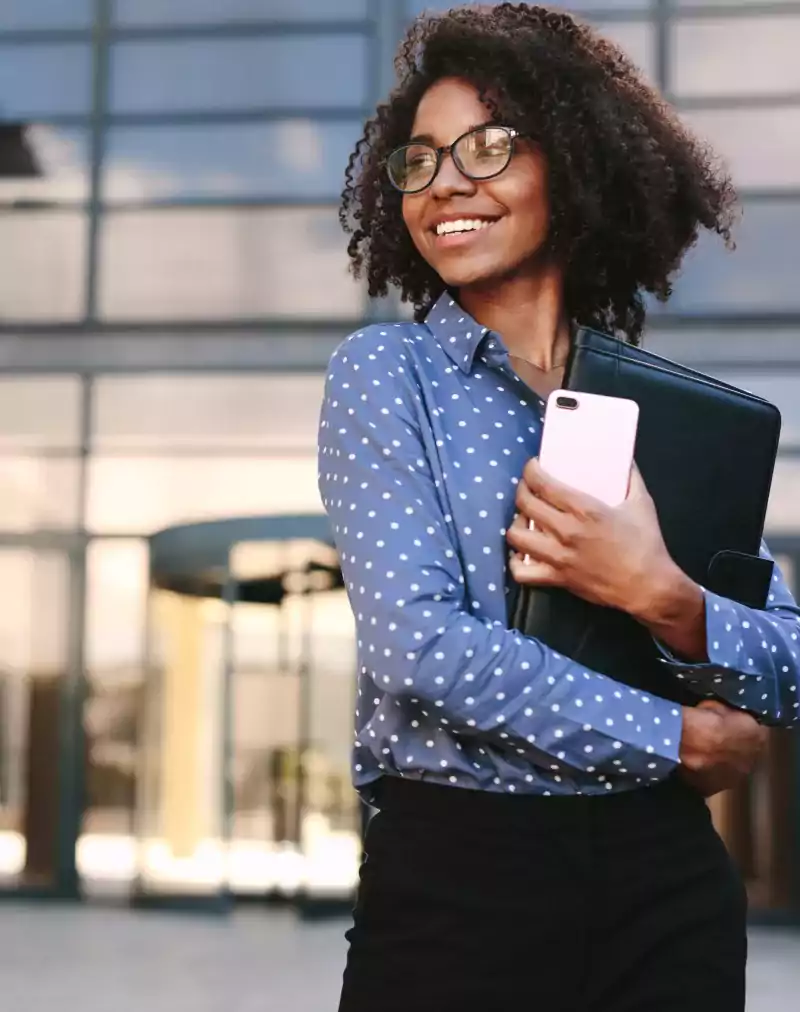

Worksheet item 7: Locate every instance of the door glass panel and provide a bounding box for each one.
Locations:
[226,540,359,898]
[0,549,71,889]
[79,539,148,896]
[135,588,228,897]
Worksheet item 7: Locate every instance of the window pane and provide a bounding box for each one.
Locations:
[115,0,367,24]
[0,377,82,451]
[683,108,800,189]
[0,457,81,530]
[765,459,800,534]
[98,208,361,320]
[103,120,359,203]
[82,538,147,876]
[711,373,800,448]
[0,0,93,29]
[0,126,89,204]
[92,375,324,452]
[0,548,71,886]
[595,21,656,80]
[86,456,321,533]
[665,200,800,313]
[0,211,87,321]
[110,37,367,114]
[0,43,92,117]
[672,16,800,98]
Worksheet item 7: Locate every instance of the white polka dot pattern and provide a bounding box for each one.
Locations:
[317,295,800,800]
[656,539,800,726]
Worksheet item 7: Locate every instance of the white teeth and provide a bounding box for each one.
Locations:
[435,218,495,236]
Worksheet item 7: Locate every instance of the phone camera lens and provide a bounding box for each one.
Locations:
[555,395,578,410]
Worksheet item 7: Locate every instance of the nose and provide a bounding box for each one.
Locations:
[429,151,477,200]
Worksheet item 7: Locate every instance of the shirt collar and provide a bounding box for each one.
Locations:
[424,292,493,373]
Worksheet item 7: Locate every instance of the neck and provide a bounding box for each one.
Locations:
[456,263,570,371]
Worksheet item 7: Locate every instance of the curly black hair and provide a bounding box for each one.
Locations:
[340,2,737,342]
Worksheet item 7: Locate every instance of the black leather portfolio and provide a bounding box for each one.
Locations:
[510,327,781,703]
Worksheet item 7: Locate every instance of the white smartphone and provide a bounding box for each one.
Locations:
[538,389,640,507]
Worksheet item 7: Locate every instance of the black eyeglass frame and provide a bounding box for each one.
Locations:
[385,125,522,195]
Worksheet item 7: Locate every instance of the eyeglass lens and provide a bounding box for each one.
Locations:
[388,126,514,193]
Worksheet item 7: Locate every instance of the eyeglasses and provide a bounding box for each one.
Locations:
[386,125,521,194]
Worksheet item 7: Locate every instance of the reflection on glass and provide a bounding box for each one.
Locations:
[98,208,361,321]
[227,541,358,898]
[79,539,149,893]
[136,590,228,896]
[711,373,800,448]
[0,549,70,888]
[0,127,89,205]
[667,200,800,313]
[103,120,361,203]
[0,457,81,531]
[86,455,321,534]
[0,44,92,117]
[114,0,367,23]
[0,377,81,451]
[0,0,93,29]
[765,459,800,533]
[595,20,655,79]
[92,374,325,452]
[682,108,800,190]
[672,16,800,98]
[110,37,368,114]
[0,211,87,321]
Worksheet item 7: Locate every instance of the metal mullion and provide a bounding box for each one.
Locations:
[107,20,375,40]
[102,196,342,212]
[0,29,93,44]
[99,106,370,126]
[672,93,800,110]
[85,0,110,321]
[667,2,800,19]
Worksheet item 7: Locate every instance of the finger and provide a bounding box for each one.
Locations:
[506,523,566,567]
[522,457,605,518]
[627,462,648,500]
[515,476,572,537]
[508,552,559,586]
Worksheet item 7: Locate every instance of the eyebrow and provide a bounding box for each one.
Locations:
[407,121,494,145]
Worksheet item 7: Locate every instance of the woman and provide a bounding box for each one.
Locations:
[318,5,800,1010]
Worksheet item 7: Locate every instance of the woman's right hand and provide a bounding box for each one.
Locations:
[678,700,768,798]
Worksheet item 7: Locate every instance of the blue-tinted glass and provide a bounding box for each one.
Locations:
[0,126,89,203]
[672,16,800,98]
[0,0,93,29]
[98,208,363,320]
[660,201,800,313]
[115,0,366,24]
[110,37,367,113]
[0,210,87,321]
[407,0,652,15]
[682,107,800,189]
[103,120,361,202]
[0,43,92,117]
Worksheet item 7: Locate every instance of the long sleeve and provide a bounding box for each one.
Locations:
[318,330,684,783]
[659,543,800,726]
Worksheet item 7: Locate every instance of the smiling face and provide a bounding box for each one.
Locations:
[401,77,551,292]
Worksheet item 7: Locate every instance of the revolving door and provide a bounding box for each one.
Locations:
[132,516,360,912]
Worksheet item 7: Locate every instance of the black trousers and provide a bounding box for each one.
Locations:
[338,776,747,1012]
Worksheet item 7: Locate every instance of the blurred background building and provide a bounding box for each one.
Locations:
[0,0,798,920]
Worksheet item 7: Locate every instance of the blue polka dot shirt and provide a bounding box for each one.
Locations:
[317,293,800,800]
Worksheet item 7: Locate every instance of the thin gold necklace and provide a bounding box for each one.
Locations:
[508,352,569,373]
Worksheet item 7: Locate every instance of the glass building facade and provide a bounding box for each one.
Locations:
[0,0,799,911]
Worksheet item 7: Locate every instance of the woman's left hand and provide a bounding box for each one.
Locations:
[507,457,678,621]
